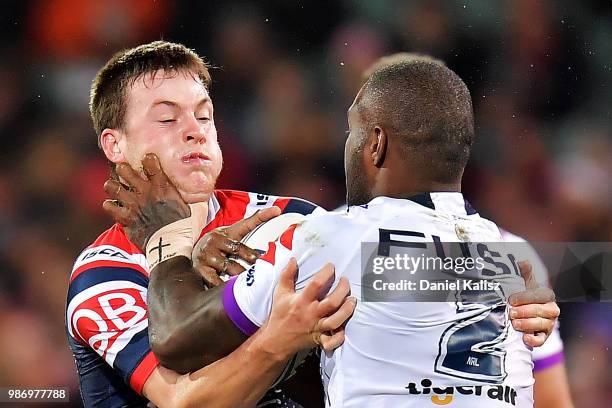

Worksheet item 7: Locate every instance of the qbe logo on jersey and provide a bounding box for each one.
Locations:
[68,282,148,365]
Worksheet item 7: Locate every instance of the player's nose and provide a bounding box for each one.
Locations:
[184,115,207,144]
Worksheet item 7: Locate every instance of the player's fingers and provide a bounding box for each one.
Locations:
[224,259,246,276]
[102,199,133,225]
[225,207,282,241]
[141,153,175,192]
[198,265,225,288]
[301,263,335,302]
[508,287,555,307]
[317,277,351,317]
[511,317,554,334]
[104,179,138,207]
[198,251,231,274]
[276,258,298,295]
[115,162,146,192]
[218,237,260,264]
[510,303,560,320]
[319,330,346,352]
[318,297,357,332]
[523,332,547,348]
[103,179,122,199]
[517,260,538,290]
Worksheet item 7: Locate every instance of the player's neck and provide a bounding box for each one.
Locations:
[371,172,461,201]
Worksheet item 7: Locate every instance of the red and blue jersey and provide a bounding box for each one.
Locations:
[66,190,319,407]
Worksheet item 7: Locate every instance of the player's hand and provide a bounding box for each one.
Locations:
[261,258,356,358]
[193,207,281,287]
[102,153,190,251]
[508,261,560,347]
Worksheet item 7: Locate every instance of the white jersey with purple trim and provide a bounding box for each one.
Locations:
[224,193,534,408]
[500,230,565,372]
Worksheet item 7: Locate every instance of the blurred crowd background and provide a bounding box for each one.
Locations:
[0,0,610,406]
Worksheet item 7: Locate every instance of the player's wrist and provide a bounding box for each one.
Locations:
[145,203,208,270]
[145,219,194,270]
[250,322,294,363]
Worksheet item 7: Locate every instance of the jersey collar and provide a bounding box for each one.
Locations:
[366,192,477,216]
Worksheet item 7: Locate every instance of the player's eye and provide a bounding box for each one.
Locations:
[159,119,176,123]
[197,117,210,122]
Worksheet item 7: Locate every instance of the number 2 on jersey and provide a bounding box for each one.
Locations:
[431,239,513,383]
[434,301,509,383]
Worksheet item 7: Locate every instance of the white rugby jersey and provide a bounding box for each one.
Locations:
[500,230,565,371]
[224,193,534,407]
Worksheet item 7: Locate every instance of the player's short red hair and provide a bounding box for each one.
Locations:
[89,41,211,144]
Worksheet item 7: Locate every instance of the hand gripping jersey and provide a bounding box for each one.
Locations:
[225,193,535,408]
[66,190,319,407]
[500,230,565,372]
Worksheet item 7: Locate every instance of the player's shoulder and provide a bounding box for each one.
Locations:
[500,228,550,286]
[69,224,148,291]
[500,229,526,243]
[88,223,143,253]
[67,224,150,345]
[290,208,356,249]
[214,189,322,215]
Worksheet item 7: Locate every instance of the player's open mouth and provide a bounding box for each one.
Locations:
[181,152,211,165]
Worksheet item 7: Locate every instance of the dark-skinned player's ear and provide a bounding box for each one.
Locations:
[372,126,387,167]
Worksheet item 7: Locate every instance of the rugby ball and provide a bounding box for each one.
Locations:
[230,212,307,270]
[232,212,312,386]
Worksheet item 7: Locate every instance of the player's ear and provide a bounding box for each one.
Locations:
[369,126,387,168]
[100,128,126,163]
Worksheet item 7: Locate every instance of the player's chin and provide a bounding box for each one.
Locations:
[177,173,217,204]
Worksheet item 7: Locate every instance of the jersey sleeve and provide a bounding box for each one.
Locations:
[501,231,566,370]
[222,221,328,335]
[200,190,325,239]
[532,324,564,371]
[66,243,158,394]
[520,241,565,370]
[244,191,324,218]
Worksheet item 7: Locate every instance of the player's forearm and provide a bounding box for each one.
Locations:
[533,363,574,408]
[148,256,247,373]
[175,324,289,408]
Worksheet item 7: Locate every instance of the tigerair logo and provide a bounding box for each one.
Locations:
[406,378,518,406]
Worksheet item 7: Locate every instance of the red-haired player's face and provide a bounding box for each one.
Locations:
[119,69,222,204]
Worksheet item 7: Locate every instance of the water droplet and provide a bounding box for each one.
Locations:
[340,62,344,66]
[265,18,269,22]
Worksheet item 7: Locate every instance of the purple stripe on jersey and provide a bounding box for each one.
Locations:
[222,276,260,336]
[533,351,565,372]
